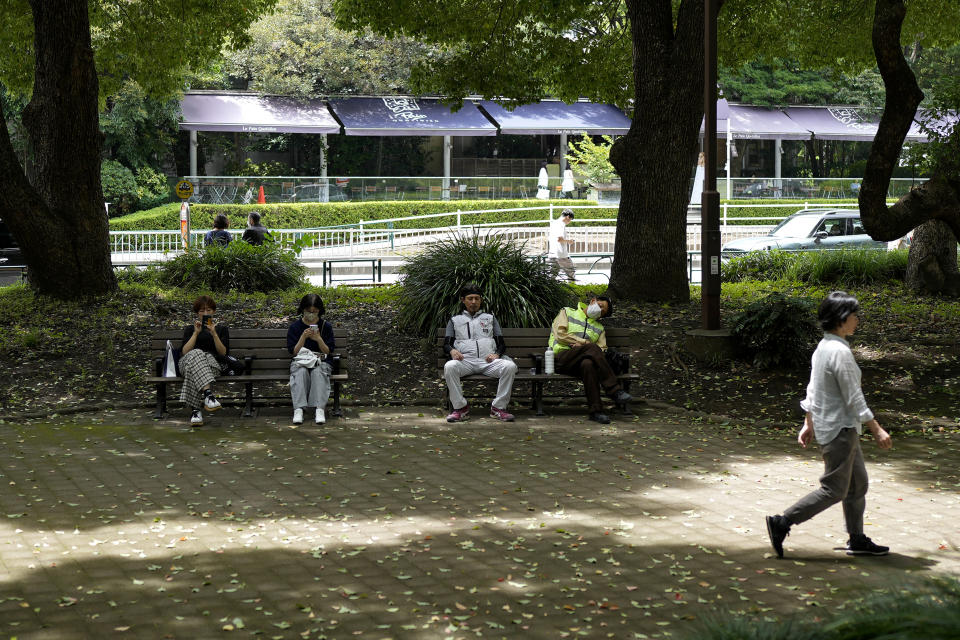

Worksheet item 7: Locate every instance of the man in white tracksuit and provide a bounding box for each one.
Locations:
[443,284,517,423]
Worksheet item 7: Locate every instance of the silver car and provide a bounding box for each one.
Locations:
[721,209,887,260]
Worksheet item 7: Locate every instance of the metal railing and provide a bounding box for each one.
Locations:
[719,177,925,200]
[109,202,898,265]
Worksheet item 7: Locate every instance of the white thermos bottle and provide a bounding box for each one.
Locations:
[544,348,555,375]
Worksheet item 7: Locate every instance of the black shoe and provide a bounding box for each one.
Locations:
[612,390,632,404]
[846,534,889,556]
[766,515,791,558]
[589,412,610,424]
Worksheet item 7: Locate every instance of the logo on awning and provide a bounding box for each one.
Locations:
[381,97,438,124]
[828,108,872,131]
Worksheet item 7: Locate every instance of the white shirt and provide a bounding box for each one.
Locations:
[800,333,874,445]
[562,169,575,192]
[548,217,568,258]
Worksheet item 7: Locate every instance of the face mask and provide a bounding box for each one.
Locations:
[586,302,602,319]
[303,312,319,325]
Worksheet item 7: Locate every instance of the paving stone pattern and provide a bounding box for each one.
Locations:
[0,408,957,639]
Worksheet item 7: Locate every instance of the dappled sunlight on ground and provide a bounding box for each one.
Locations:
[0,409,957,638]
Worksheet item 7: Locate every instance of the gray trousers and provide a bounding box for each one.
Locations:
[289,361,332,410]
[444,356,517,410]
[783,428,868,535]
[549,257,576,282]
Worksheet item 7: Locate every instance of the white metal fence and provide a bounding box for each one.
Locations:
[110,202,890,263]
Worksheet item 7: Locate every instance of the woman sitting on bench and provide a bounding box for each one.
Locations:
[179,295,230,427]
[287,293,335,426]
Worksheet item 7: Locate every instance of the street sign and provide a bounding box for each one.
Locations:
[175,180,194,200]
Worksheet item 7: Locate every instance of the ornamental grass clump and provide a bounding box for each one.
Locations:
[722,249,908,285]
[396,231,576,335]
[158,241,306,293]
[729,291,820,369]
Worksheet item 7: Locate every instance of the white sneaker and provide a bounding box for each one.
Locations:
[203,395,222,411]
[315,408,325,425]
[292,408,304,425]
[190,410,204,426]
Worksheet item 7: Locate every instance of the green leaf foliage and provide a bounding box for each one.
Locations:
[565,135,617,186]
[156,241,307,293]
[110,200,607,231]
[396,231,577,336]
[722,249,909,285]
[0,0,279,100]
[100,161,139,216]
[729,291,821,369]
[222,0,433,97]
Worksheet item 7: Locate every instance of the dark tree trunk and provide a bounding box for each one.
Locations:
[607,0,710,303]
[859,0,960,296]
[0,0,115,298]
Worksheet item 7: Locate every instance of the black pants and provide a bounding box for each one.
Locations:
[555,343,621,413]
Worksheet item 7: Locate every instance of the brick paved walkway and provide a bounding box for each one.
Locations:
[0,407,957,639]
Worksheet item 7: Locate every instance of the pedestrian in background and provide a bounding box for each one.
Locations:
[204,214,232,247]
[241,211,272,246]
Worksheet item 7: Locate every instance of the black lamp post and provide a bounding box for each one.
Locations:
[701,0,721,329]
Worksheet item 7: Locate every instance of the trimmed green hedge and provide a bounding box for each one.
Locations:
[109,199,608,231]
[717,199,859,225]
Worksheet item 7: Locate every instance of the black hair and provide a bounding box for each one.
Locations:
[192,295,216,313]
[561,208,574,219]
[598,295,613,318]
[248,211,261,225]
[818,291,858,331]
[213,213,229,230]
[298,293,325,316]
[459,283,482,299]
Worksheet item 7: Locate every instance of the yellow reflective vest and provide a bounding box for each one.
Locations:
[548,302,605,353]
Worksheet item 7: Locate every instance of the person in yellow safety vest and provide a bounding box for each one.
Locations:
[548,296,631,424]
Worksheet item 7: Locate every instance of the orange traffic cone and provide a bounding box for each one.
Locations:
[257,185,266,204]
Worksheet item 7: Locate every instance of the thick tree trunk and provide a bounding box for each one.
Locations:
[0,0,115,298]
[607,0,708,303]
[905,219,960,294]
[858,0,960,296]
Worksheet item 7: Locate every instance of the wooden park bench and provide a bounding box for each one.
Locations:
[147,328,349,419]
[435,327,639,416]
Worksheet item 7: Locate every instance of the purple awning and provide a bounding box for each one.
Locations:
[726,104,810,140]
[783,106,882,141]
[328,97,496,136]
[179,93,340,134]
[476,100,631,135]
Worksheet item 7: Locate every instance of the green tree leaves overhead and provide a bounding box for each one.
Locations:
[222,0,434,96]
[0,0,279,100]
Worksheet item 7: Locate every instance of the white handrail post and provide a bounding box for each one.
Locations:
[722,203,727,229]
[457,210,461,229]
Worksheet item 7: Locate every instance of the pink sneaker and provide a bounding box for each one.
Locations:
[489,406,515,422]
[446,404,469,422]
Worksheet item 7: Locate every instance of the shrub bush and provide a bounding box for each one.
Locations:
[109,199,607,231]
[157,241,306,293]
[101,160,139,215]
[722,249,908,285]
[729,291,820,369]
[134,166,171,210]
[396,231,577,335]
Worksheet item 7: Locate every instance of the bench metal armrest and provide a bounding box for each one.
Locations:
[243,355,255,375]
[331,354,342,375]
[154,356,164,377]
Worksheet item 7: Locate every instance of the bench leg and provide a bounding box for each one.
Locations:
[533,381,546,417]
[330,381,343,417]
[618,379,633,416]
[154,382,167,419]
[243,382,254,418]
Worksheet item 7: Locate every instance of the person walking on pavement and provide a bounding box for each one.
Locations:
[766,291,893,559]
[549,296,630,424]
[443,284,517,423]
[548,208,576,282]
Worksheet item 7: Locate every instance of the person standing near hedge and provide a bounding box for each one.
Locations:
[548,208,576,282]
[204,214,232,246]
[288,293,335,426]
[241,211,272,246]
[443,283,517,423]
[766,291,892,559]
[548,296,630,424]
[179,295,228,427]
